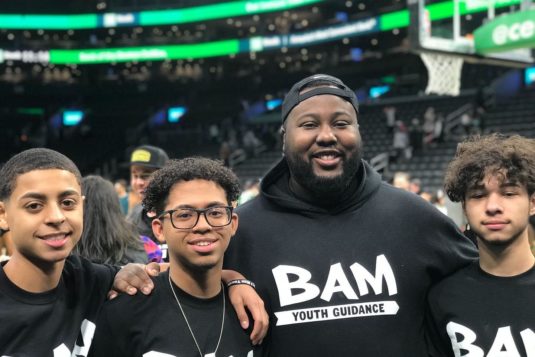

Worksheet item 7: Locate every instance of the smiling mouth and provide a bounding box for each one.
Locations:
[38,233,71,248]
[193,241,213,246]
[39,233,69,240]
[313,151,341,159]
[312,151,342,167]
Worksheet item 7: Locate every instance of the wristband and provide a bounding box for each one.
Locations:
[227,279,256,289]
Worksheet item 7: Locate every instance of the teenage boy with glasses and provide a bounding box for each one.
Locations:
[89,157,262,357]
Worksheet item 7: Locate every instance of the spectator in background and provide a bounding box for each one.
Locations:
[423,106,436,145]
[460,111,473,136]
[392,120,410,162]
[126,145,169,259]
[409,118,424,155]
[409,178,423,195]
[434,112,445,143]
[208,123,220,144]
[243,127,262,158]
[0,228,13,262]
[219,141,232,167]
[393,171,411,191]
[383,106,396,134]
[75,175,162,264]
[432,189,448,216]
[238,179,260,205]
[114,179,129,215]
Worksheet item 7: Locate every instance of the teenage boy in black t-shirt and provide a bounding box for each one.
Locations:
[90,158,260,357]
[427,134,535,356]
[0,148,157,356]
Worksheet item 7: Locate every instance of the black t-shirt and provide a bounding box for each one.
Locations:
[0,255,117,356]
[427,261,535,356]
[89,271,258,357]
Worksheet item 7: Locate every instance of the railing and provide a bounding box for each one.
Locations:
[443,103,473,138]
[370,152,389,175]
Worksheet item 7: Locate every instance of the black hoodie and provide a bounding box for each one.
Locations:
[225,158,477,356]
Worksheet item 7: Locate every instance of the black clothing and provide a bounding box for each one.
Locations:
[225,158,477,356]
[427,261,535,356]
[127,204,168,261]
[127,204,154,240]
[0,255,117,356]
[89,271,257,357]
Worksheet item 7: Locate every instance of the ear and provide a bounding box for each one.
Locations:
[229,213,239,237]
[152,218,166,243]
[0,201,9,231]
[529,193,535,216]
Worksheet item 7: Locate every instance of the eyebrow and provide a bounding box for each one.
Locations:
[469,180,520,191]
[19,190,81,201]
[172,202,228,209]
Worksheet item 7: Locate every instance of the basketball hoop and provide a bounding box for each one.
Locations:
[420,52,464,96]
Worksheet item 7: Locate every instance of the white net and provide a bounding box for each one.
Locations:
[420,52,464,96]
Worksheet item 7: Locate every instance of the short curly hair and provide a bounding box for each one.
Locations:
[142,157,241,215]
[444,133,535,202]
[0,148,81,201]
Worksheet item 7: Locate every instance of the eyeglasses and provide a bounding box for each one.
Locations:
[158,206,233,229]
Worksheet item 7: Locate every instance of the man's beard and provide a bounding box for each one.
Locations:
[285,145,362,200]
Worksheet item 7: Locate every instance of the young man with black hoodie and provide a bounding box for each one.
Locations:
[426,134,535,356]
[224,74,477,356]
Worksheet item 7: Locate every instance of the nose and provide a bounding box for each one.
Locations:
[485,193,503,215]
[316,125,337,146]
[45,203,66,225]
[133,176,148,187]
[192,212,212,232]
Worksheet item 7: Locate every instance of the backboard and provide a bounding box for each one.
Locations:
[408,0,534,67]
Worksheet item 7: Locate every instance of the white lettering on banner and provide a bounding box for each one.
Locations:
[274,301,399,326]
[492,20,535,46]
[447,321,535,357]
[273,254,398,307]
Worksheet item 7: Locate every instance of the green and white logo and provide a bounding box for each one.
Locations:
[474,9,535,53]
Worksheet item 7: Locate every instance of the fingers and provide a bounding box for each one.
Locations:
[228,284,269,345]
[107,289,118,300]
[113,264,155,296]
[248,300,269,345]
[232,301,251,330]
[145,262,162,276]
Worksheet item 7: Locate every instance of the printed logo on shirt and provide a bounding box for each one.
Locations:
[446,321,535,356]
[54,319,96,357]
[142,350,254,357]
[272,254,399,326]
[2,319,96,357]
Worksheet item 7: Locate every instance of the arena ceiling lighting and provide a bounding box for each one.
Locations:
[0,0,323,30]
[0,0,523,65]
